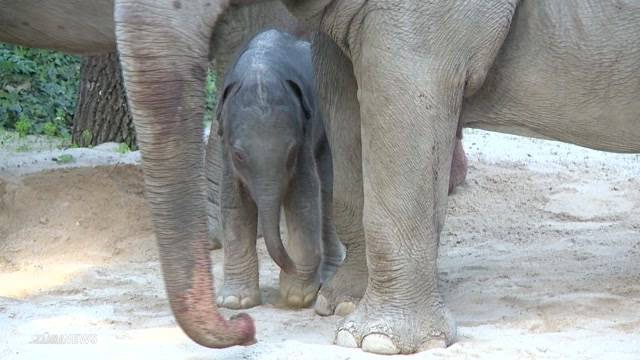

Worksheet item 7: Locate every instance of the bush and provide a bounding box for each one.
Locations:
[0,43,80,136]
[15,116,31,137]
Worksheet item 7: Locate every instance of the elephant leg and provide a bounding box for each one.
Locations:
[312,33,368,317]
[333,28,464,358]
[335,71,458,353]
[218,157,260,309]
[279,160,323,308]
[329,2,515,352]
[114,0,254,347]
[205,118,223,250]
[316,138,344,283]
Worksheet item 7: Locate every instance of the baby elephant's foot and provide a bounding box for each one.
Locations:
[315,257,367,317]
[319,255,343,284]
[279,270,320,308]
[217,283,261,309]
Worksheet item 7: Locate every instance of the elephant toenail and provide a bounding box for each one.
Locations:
[314,295,333,316]
[288,295,302,306]
[334,301,356,316]
[335,330,358,348]
[303,293,316,305]
[240,297,254,308]
[361,333,399,355]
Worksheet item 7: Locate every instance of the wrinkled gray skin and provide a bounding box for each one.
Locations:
[215,30,343,309]
[2,0,639,355]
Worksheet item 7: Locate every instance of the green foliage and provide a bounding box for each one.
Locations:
[1,43,218,142]
[0,43,79,136]
[204,68,217,123]
[15,117,31,137]
[80,129,92,146]
[42,121,57,137]
[54,154,75,164]
[115,143,130,154]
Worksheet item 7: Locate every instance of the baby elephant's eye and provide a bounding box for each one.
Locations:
[232,147,247,164]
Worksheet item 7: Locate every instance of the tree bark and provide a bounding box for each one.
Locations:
[72,52,136,149]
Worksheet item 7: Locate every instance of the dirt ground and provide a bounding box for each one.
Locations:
[1,130,639,359]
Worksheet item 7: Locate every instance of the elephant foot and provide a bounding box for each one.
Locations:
[279,270,320,308]
[314,257,367,317]
[334,295,456,355]
[319,255,342,284]
[217,283,261,309]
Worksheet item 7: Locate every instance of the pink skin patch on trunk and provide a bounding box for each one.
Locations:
[176,240,256,347]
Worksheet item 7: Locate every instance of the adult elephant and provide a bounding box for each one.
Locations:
[299,0,640,355]
[0,0,303,348]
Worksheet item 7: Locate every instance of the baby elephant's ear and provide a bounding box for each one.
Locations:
[216,83,235,136]
[285,80,312,120]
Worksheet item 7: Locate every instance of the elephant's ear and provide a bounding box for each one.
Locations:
[216,83,236,136]
[285,79,312,120]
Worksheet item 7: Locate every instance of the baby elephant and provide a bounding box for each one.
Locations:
[216,29,343,309]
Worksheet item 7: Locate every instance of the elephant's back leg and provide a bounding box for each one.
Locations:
[314,137,344,283]
[312,32,368,318]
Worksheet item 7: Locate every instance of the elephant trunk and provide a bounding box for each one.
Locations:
[257,195,296,274]
[114,0,256,349]
[158,235,256,348]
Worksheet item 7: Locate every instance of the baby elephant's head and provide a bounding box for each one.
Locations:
[218,72,312,273]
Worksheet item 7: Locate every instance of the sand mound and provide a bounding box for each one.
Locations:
[1,165,153,268]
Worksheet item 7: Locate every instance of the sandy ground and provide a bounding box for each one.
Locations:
[1,129,639,359]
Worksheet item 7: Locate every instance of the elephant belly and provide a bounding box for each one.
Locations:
[462,0,640,153]
[0,0,116,54]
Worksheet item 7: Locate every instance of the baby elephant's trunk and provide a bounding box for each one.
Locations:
[257,197,296,274]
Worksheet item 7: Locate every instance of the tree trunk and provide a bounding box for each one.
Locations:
[72,52,136,149]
